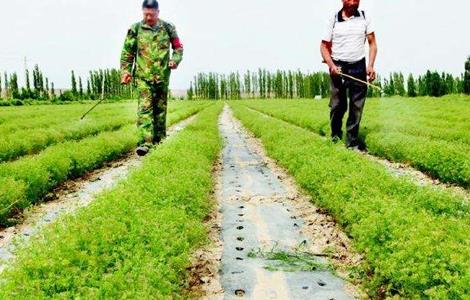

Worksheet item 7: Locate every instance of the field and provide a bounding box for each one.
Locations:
[0,97,469,299]
[240,96,470,187]
[0,100,213,225]
[230,100,470,298]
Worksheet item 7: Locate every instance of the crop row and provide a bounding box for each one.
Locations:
[230,103,470,298]
[240,98,470,188]
[0,102,213,225]
[239,97,470,144]
[0,102,134,133]
[0,101,211,163]
[0,103,223,298]
[0,115,133,163]
[0,101,207,135]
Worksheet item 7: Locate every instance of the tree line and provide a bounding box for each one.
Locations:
[188,56,470,100]
[2,57,470,103]
[0,65,53,101]
[64,69,134,101]
[382,70,467,97]
[0,65,134,104]
[187,70,331,100]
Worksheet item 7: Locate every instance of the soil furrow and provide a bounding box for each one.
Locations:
[203,106,363,300]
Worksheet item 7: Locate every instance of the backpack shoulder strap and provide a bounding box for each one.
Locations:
[131,22,141,52]
[333,12,339,29]
[160,20,174,39]
[361,11,367,41]
[131,22,141,38]
[132,22,141,77]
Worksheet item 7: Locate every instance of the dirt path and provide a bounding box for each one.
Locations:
[0,115,197,273]
[202,106,362,300]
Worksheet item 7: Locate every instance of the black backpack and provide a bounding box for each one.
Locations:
[333,10,366,29]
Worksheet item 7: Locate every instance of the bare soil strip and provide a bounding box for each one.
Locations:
[363,153,469,201]
[0,115,197,272]
[197,106,363,300]
[187,157,225,300]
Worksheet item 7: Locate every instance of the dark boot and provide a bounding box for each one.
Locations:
[136,146,150,157]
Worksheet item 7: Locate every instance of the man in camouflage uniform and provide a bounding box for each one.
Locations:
[121,0,183,156]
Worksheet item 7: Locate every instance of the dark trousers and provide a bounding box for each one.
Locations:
[329,58,368,147]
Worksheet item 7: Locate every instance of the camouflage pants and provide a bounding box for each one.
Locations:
[136,79,168,146]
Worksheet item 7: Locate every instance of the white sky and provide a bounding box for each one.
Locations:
[0,0,468,89]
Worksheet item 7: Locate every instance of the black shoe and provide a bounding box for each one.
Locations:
[136,146,150,157]
[346,140,367,152]
[331,136,342,144]
[358,142,368,152]
[346,139,358,149]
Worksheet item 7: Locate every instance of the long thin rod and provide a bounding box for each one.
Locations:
[80,98,105,120]
[339,71,383,91]
[322,60,383,92]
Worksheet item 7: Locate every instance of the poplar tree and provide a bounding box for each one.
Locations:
[71,70,78,96]
[464,56,470,95]
[3,73,8,98]
[45,78,50,99]
[79,77,84,98]
[407,74,417,97]
[87,79,91,98]
[10,73,20,99]
[51,82,56,98]
[25,69,31,98]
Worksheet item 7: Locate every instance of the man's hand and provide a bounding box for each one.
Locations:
[168,60,177,70]
[121,73,132,85]
[367,66,376,82]
[329,64,342,77]
[320,41,342,77]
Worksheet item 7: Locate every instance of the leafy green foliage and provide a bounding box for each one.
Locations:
[189,60,469,100]
[189,70,330,100]
[240,97,470,188]
[0,103,223,298]
[0,101,213,225]
[0,126,137,225]
[0,178,27,221]
[407,74,417,97]
[0,103,135,162]
[0,66,136,101]
[0,101,212,163]
[464,56,470,95]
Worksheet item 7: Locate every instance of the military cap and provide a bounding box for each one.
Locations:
[142,0,159,9]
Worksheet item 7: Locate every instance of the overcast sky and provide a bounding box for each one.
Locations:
[0,0,468,89]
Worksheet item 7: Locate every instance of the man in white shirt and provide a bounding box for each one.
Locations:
[320,0,377,149]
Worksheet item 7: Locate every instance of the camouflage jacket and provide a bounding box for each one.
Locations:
[120,19,184,84]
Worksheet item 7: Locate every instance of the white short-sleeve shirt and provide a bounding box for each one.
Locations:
[323,10,374,63]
